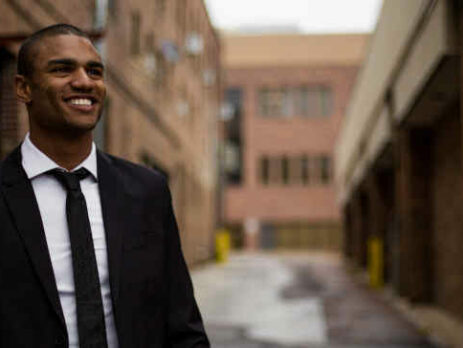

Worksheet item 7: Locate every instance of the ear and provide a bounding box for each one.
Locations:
[15,75,32,104]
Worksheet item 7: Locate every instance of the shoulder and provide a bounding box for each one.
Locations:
[97,151,171,199]
[0,145,23,190]
[0,161,3,193]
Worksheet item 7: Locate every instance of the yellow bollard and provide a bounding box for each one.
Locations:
[368,236,384,288]
[215,228,231,263]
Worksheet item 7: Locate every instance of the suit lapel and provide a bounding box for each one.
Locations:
[96,151,126,312]
[1,146,66,327]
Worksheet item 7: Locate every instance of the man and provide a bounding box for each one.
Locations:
[0,24,209,347]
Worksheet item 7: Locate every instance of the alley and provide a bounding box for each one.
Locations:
[192,253,434,348]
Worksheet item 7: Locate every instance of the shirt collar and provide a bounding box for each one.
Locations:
[21,133,98,180]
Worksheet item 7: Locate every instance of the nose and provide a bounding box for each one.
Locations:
[70,67,94,91]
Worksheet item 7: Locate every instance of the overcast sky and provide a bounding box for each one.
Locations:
[204,0,384,34]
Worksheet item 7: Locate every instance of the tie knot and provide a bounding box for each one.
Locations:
[48,168,90,192]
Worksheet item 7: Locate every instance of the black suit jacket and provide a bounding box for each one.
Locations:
[0,146,209,348]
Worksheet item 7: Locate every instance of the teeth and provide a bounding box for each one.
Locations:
[69,98,92,106]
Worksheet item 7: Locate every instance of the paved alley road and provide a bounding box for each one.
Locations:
[191,252,435,348]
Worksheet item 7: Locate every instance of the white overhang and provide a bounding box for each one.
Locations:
[335,0,457,206]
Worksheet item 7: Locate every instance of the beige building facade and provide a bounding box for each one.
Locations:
[222,33,368,250]
[0,0,221,264]
[335,0,463,339]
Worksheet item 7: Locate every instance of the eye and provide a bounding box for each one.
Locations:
[50,66,72,74]
[87,68,103,78]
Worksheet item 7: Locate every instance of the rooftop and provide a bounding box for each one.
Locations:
[223,33,370,68]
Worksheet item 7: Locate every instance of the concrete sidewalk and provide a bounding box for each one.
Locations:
[191,252,435,348]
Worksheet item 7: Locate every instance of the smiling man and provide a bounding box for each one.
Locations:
[0,24,209,348]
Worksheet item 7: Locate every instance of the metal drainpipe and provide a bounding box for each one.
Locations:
[93,0,108,150]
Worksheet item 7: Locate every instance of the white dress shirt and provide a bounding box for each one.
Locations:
[21,134,118,348]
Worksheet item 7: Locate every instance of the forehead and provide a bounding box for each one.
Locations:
[33,34,102,66]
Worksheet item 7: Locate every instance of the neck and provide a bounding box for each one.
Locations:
[29,130,93,171]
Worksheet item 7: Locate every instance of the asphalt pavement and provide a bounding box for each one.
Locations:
[191,252,435,348]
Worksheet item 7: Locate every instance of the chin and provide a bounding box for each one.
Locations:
[61,122,99,136]
[65,114,101,131]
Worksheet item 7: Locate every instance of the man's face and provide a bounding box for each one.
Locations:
[22,34,106,136]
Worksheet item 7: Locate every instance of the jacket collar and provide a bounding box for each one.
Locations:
[21,134,98,180]
[1,145,66,328]
[96,150,126,336]
[1,147,128,336]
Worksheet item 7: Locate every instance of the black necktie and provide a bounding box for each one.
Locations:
[49,168,108,348]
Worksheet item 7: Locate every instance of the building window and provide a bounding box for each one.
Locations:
[145,32,155,52]
[258,86,333,118]
[320,87,333,116]
[296,86,309,116]
[258,88,291,117]
[224,88,243,185]
[282,156,289,185]
[94,97,110,151]
[130,11,141,55]
[301,155,309,185]
[260,157,269,185]
[155,0,166,17]
[269,157,282,185]
[257,154,331,186]
[319,156,331,184]
[303,86,333,118]
[108,0,117,17]
[153,50,167,88]
[289,157,300,184]
[176,0,186,37]
[0,49,18,159]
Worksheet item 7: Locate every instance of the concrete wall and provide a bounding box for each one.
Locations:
[335,0,455,204]
[432,103,463,319]
[335,0,463,323]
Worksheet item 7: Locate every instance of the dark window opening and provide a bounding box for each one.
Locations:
[224,88,243,185]
[261,157,269,185]
[282,156,289,185]
[319,156,331,184]
[131,11,141,55]
[0,49,18,159]
[301,155,309,185]
[258,85,333,118]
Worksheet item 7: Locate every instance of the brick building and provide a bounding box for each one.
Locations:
[0,0,221,264]
[221,33,368,250]
[335,0,463,337]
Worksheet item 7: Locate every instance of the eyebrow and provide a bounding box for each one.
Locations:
[87,61,105,70]
[47,59,105,70]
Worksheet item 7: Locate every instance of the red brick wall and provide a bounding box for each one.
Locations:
[0,0,221,265]
[103,0,221,264]
[0,1,95,35]
[225,65,359,224]
[0,49,18,159]
[432,103,463,319]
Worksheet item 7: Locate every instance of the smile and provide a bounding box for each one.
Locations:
[67,98,94,106]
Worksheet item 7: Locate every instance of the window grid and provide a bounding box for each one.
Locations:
[130,11,141,55]
[258,154,331,186]
[258,86,333,118]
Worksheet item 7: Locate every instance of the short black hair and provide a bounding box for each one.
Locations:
[17,24,92,78]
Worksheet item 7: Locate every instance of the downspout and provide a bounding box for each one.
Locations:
[93,0,108,150]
